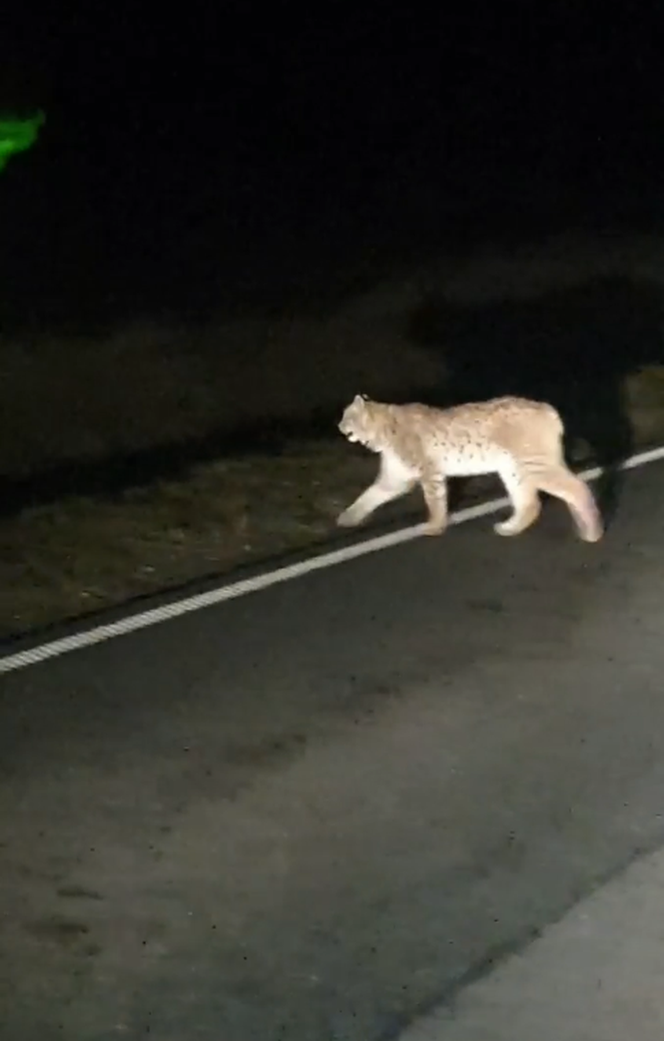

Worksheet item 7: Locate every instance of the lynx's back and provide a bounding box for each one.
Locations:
[377,395,565,478]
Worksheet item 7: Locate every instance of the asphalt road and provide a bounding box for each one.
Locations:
[3,462,664,1040]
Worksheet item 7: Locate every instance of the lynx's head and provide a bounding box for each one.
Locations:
[338,394,385,450]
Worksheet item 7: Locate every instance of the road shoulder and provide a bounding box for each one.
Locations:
[399,846,664,1041]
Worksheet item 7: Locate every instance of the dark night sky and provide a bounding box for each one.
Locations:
[1,3,663,323]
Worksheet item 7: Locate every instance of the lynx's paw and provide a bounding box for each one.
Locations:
[337,506,364,528]
[494,499,541,537]
[578,516,604,543]
[494,518,524,537]
[422,519,447,537]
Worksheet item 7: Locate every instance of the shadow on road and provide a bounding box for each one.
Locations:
[405,275,664,526]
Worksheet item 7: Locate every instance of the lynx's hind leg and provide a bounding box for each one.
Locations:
[494,461,542,537]
[536,467,604,543]
[337,451,416,528]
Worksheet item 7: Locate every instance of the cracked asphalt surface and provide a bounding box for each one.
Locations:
[2,462,664,1040]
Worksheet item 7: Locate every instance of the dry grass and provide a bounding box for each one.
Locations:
[4,229,664,477]
[0,441,378,637]
[0,284,442,476]
[626,366,664,444]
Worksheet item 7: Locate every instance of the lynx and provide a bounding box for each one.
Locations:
[337,394,603,542]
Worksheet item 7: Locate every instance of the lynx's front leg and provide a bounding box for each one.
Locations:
[337,452,416,528]
[420,469,448,536]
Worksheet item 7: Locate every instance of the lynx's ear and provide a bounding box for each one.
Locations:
[353,392,369,405]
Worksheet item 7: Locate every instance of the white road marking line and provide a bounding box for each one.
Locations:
[1,444,663,676]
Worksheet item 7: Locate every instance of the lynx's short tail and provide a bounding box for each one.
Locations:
[540,403,566,460]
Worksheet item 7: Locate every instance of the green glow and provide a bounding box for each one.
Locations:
[0,111,45,172]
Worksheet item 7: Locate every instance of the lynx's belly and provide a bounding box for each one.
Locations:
[433,442,505,477]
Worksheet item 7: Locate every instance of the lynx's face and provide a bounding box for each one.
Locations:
[338,394,375,446]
